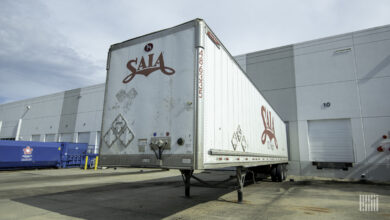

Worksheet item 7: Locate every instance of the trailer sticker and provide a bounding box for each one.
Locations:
[123,46,176,83]
[231,125,248,152]
[104,114,134,148]
[182,158,191,164]
[21,146,33,161]
[261,106,278,149]
[138,139,147,152]
[206,31,220,48]
[119,127,135,146]
[144,43,153,52]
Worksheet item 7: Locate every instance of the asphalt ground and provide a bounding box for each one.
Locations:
[0,168,389,219]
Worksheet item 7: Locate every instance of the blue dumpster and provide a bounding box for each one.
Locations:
[59,142,88,168]
[0,140,62,169]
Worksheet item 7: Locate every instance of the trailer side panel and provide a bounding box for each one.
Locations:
[200,26,288,168]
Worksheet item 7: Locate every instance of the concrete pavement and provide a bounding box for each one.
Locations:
[0,168,389,219]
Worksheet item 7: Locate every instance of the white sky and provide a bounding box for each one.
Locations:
[1,0,390,103]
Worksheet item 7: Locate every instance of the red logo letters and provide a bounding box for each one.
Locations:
[261,106,278,149]
[123,52,175,84]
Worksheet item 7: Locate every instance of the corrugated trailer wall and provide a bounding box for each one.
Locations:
[200,26,288,167]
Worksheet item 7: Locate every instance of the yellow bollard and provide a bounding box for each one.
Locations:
[94,156,99,171]
[84,156,89,170]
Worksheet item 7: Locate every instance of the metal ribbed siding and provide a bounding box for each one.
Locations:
[202,27,288,165]
[308,119,354,163]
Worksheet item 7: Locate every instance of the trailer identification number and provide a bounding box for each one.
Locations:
[198,49,204,98]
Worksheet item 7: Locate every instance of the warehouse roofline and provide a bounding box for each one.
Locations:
[235,23,390,57]
[0,83,105,108]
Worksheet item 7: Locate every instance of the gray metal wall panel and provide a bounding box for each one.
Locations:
[294,38,356,87]
[354,39,390,80]
[350,118,366,163]
[287,121,300,161]
[246,46,295,91]
[359,77,390,117]
[261,88,297,121]
[362,117,390,165]
[296,81,360,121]
[294,34,352,55]
[297,121,310,161]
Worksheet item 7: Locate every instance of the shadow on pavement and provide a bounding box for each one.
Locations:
[12,172,235,220]
[0,169,167,184]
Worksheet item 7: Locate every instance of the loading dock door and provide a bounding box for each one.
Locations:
[77,132,90,144]
[308,119,354,162]
[59,133,74,142]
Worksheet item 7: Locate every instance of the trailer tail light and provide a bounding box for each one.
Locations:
[377,146,384,152]
[383,135,388,139]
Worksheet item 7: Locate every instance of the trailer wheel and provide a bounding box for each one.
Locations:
[276,165,283,182]
[282,165,287,181]
[271,166,277,182]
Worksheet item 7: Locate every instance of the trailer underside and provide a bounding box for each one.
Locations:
[180,163,288,203]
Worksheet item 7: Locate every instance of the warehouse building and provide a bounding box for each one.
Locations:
[0,84,104,153]
[0,24,389,181]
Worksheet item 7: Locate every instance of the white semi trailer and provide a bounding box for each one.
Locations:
[99,19,288,202]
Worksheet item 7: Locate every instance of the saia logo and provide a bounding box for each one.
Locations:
[122,44,175,83]
[144,43,153,52]
[261,106,278,149]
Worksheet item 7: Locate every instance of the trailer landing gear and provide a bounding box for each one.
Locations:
[180,169,194,197]
[180,167,248,203]
[271,164,287,182]
[236,166,246,203]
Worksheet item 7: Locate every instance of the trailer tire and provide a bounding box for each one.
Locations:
[282,165,287,181]
[276,164,283,182]
[271,166,277,182]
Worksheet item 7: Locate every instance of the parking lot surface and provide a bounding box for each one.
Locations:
[0,168,389,219]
